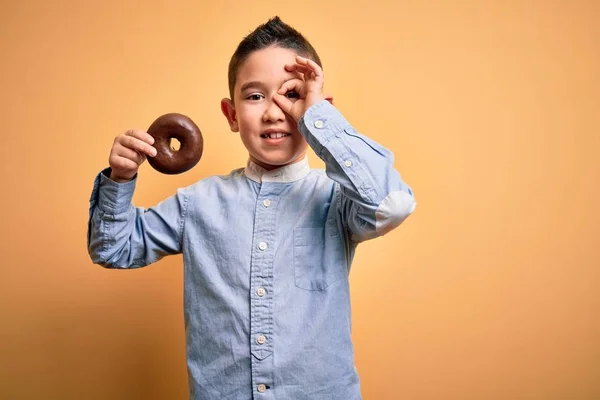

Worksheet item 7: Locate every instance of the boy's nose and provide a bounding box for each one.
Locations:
[262,99,285,122]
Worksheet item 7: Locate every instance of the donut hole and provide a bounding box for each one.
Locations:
[170,138,181,152]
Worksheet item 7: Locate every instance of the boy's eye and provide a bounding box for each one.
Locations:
[285,91,300,99]
[246,94,264,101]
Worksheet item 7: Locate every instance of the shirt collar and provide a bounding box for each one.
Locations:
[244,156,310,183]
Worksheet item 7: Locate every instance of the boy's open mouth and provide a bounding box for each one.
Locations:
[260,132,292,139]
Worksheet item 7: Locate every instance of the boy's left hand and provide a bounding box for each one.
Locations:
[274,55,325,122]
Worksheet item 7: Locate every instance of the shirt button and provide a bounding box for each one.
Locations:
[256,335,266,344]
[256,287,266,297]
[344,160,352,167]
[257,384,267,393]
[314,120,324,128]
[263,199,271,207]
[258,242,267,251]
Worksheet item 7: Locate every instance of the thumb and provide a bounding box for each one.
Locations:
[273,94,294,116]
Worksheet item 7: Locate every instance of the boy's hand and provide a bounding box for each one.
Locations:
[108,129,157,183]
[274,55,325,122]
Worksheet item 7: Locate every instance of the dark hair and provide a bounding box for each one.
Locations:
[227,16,322,99]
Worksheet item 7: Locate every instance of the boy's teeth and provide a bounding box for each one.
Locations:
[264,132,288,139]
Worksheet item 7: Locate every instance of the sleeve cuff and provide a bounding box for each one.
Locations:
[298,100,352,155]
[95,167,137,213]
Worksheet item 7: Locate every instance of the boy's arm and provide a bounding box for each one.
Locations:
[298,101,416,243]
[270,55,415,243]
[87,168,187,268]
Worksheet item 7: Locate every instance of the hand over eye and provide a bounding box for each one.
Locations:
[273,56,325,122]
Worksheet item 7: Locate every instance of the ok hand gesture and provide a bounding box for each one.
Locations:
[274,55,326,122]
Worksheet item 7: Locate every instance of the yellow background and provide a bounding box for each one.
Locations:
[1,0,598,398]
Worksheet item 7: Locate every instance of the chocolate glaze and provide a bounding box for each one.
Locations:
[147,113,203,174]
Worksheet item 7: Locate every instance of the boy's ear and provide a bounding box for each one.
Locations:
[221,98,239,132]
[324,93,334,105]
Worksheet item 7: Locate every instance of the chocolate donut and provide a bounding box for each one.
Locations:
[147,113,203,174]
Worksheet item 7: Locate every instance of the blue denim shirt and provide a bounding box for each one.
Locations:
[88,101,416,399]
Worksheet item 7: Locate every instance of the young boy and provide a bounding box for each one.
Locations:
[88,16,415,400]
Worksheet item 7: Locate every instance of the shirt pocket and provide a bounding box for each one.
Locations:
[293,227,346,291]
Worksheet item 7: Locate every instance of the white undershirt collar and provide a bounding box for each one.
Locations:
[244,156,310,183]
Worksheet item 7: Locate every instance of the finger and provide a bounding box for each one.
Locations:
[290,56,323,82]
[115,145,146,165]
[277,78,303,95]
[272,93,294,115]
[283,66,311,87]
[124,128,155,145]
[284,63,312,76]
[109,153,140,172]
[285,63,322,86]
[118,134,157,157]
[297,56,324,78]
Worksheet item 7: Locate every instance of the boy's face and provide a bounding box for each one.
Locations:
[221,46,308,170]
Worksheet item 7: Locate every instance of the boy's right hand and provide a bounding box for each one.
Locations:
[108,129,157,183]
